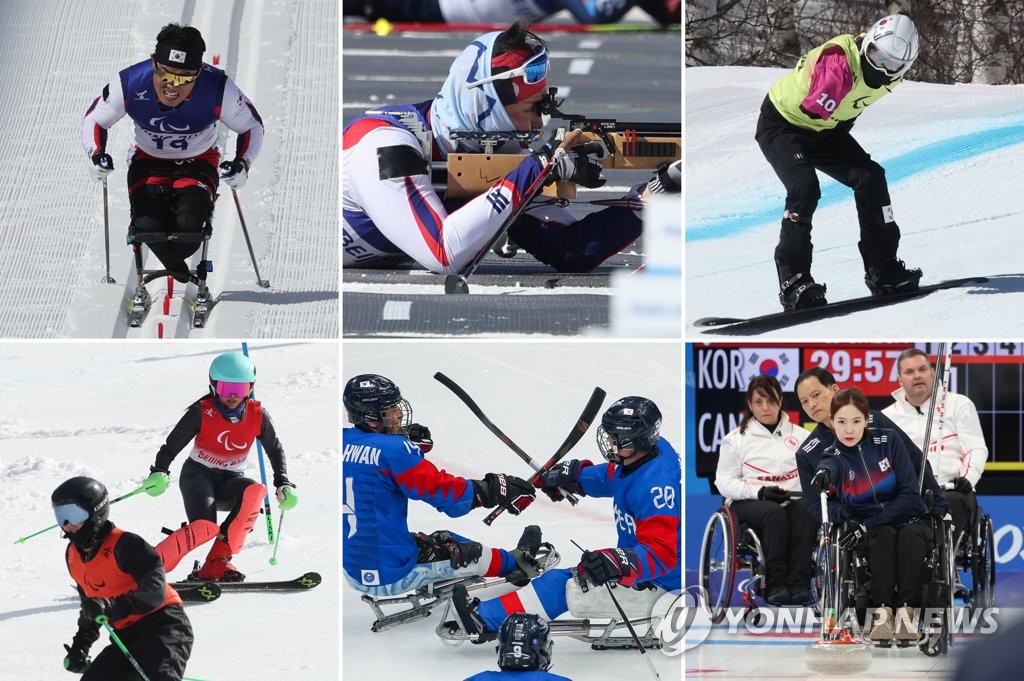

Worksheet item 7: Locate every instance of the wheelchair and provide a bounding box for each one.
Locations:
[698,502,819,625]
[952,499,996,613]
[815,495,955,657]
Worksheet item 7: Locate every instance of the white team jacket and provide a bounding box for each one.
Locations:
[882,388,987,487]
[716,413,811,501]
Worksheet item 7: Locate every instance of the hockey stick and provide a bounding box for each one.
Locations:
[230,189,271,288]
[242,342,275,544]
[570,540,662,681]
[482,385,607,526]
[434,371,582,507]
[443,128,591,294]
[15,486,146,544]
[917,343,949,493]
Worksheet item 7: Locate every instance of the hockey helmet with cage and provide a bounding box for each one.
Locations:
[51,476,111,548]
[496,612,553,671]
[597,396,662,464]
[343,374,412,434]
[860,14,919,80]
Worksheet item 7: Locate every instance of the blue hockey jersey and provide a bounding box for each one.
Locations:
[342,427,475,587]
[576,439,681,591]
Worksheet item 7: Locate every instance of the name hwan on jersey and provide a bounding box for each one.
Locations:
[344,443,381,466]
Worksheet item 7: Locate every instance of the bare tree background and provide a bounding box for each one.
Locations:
[686,0,1022,84]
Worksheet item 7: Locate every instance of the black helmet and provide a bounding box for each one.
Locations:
[496,613,553,671]
[51,476,110,548]
[597,396,662,464]
[343,374,412,434]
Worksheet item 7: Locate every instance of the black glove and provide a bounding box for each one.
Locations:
[811,468,831,494]
[540,459,591,502]
[577,547,640,588]
[218,159,248,188]
[80,597,112,624]
[951,477,974,494]
[539,141,607,188]
[471,473,535,515]
[839,521,869,550]
[414,530,482,569]
[89,152,114,181]
[757,485,790,503]
[407,423,433,453]
[62,643,90,673]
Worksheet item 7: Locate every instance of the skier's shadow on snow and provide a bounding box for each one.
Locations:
[0,599,78,622]
[969,274,1024,294]
[216,289,338,305]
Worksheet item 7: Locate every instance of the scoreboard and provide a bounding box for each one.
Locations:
[689,342,1024,486]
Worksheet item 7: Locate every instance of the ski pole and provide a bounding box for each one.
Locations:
[570,540,661,681]
[97,616,213,681]
[15,486,147,544]
[230,189,271,288]
[101,176,116,284]
[269,507,285,566]
[241,342,275,544]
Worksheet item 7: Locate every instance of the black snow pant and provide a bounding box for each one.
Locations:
[731,498,819,592]
[944,489,978,553]
[754,96,901,285]
[82,604,193,681]
[128,157,218,276]
[180,458,261,528]
[867,518,931,608]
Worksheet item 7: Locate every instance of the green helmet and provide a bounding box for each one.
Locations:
[209,352,257,384]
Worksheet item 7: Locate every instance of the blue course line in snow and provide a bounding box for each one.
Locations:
[687,123,1024,242]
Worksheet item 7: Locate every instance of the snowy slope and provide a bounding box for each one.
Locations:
[342,341,683,680]
[0,342,339,680]
[686,66,1024,337]
[0,0,338,338]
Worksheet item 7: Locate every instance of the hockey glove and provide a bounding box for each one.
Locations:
[81,597,113,624]
[143,468,170,497]
[89,153,114,182]
[810,468,831,494]
[407,423,433,454]
[472,473,535,515]
[540,459,591,502]
[757,485,790,504]
[276,483,299,511]
[951,476,974,494]
[62,643,90,673]
[578,547,640,588]
[219,159,248,189]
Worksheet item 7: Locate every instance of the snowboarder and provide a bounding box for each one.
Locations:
[755,14,922,310]
[342,373,544,597]
[81,23,264,282]
[143,351,296,581]
[343,22,677,274]
[54,476,194,680]
[450,396,680,642]
[343,0,679,26]
[462,613,573,680]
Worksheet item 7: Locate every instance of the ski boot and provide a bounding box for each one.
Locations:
[779,272,827,311]
[194,539,245,582]
[864,259,922,295]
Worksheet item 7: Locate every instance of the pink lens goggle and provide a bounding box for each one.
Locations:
[215,381,251,398]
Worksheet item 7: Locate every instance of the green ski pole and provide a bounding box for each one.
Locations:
[269,508,285,565]
[15,486,147,544]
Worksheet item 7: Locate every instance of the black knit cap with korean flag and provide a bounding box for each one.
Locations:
[153,23,206,70]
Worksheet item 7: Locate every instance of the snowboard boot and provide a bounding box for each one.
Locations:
[779,272,827,311]
[869,605,894,642]
[864,259,922,295]
[506,525,543,587]
[451,584,497,644]
[196,538,245,582]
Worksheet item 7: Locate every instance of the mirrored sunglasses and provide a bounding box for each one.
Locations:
[865,44,908,77]
[215,381,251,399]
[154,63,200,86]
[466,47,549,89]
[54,503,90,527]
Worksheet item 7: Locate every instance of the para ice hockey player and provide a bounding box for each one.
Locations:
[451,396,680,640]
[54,476,194,681]
[463,613,573,680]
[342,374,545,596]
[143,351,297,582]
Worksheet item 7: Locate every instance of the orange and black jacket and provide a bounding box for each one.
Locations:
[65,523,182,646]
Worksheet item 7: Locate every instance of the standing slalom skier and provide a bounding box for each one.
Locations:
[54,476,194,680]
[81,23,264,282]
[143,351,297,581]
[756,15,922,310]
